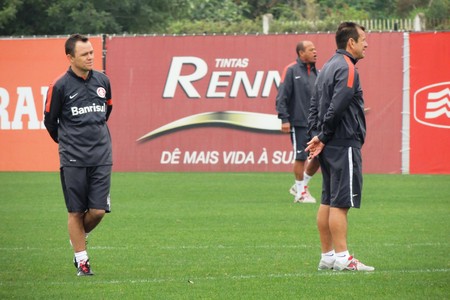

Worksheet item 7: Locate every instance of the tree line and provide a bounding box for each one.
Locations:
[0,0,448,36]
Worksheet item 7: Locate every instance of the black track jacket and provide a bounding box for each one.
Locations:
[308,49,366,148]
[44,68,113,167]
[276,58,317,127]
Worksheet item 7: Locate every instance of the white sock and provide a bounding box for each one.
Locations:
[75,250,89,264]
[335,250,350,263]
[295,180,304,197]
[321,250,335,262]
[303,172,313,187]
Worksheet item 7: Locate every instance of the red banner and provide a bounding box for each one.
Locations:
[0,37,103,171]
[410,32,450,174]
[106,33,403,172]
[0,33,406,173]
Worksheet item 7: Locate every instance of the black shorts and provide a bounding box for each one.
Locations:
[318,145,362,208]
[290,126,310,161]
[60,166,112,213]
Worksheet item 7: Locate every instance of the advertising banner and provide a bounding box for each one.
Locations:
[106,32,403,172]
[410,32,450,174]
[0,37,103,171]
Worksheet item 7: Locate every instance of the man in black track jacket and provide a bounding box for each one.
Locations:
[306,22,374,272]
[44,34,113,276]
[275,40,320,204]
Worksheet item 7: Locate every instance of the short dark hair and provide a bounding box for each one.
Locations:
[65,34,89,56]
[335,22,365,50]
[296,41,305,56]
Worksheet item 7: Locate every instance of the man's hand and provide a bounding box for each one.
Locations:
[305,136,325,159]
[281,122,291,133]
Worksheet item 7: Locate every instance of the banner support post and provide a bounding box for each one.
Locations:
[401,32,410,174]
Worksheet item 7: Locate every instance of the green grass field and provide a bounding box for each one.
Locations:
[0,172,449,299]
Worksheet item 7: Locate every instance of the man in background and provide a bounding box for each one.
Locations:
[276,40,320,203]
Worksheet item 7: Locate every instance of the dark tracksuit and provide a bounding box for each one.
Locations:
[276,58,317,161]
[44,67,113,167]
[44,67,113,212]
[308,49,366,208]
[276,58,317,127]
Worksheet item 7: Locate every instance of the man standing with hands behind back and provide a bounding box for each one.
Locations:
[44,34,113,276]
[276,40,320,203]
[306,22,374,271]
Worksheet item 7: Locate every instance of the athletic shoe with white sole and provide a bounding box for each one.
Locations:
[302,186,316,203]
[333,256,375,272]
[289,184,297,196]
[318,259,335,270]
[294,192,316,203]
[77,259,94,276]
[292,185,316,203]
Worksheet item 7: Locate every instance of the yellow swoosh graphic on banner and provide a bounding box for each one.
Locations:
[137,111,282,142]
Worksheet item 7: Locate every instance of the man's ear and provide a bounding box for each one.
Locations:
[348,38,356,50]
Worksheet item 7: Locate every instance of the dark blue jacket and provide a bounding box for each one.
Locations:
[308,49,366,148]
[44,68,113,167]
[276,58,317,127]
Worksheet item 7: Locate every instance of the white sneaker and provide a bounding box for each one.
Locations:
[334,256,375,272]
[294,194,303,203]
[289,184,297,196]
[318,259,335,270]
[291,185,316,203]
[302,186,316,203]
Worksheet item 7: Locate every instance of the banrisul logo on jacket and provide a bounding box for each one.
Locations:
[414,82,450,129]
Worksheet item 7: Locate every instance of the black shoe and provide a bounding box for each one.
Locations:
[76,259,94,276]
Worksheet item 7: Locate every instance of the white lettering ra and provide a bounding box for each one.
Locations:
[0,86,48,130]
[40,86,49,129]
[12,87,41,130]
[162,56,280,99]
[0,87,11,129]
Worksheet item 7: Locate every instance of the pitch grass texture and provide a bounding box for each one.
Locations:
[0,172,448,299]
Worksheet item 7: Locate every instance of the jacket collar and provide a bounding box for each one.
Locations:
[336,49,358,64]
[68,67,92,81]
[296,57,316,69]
